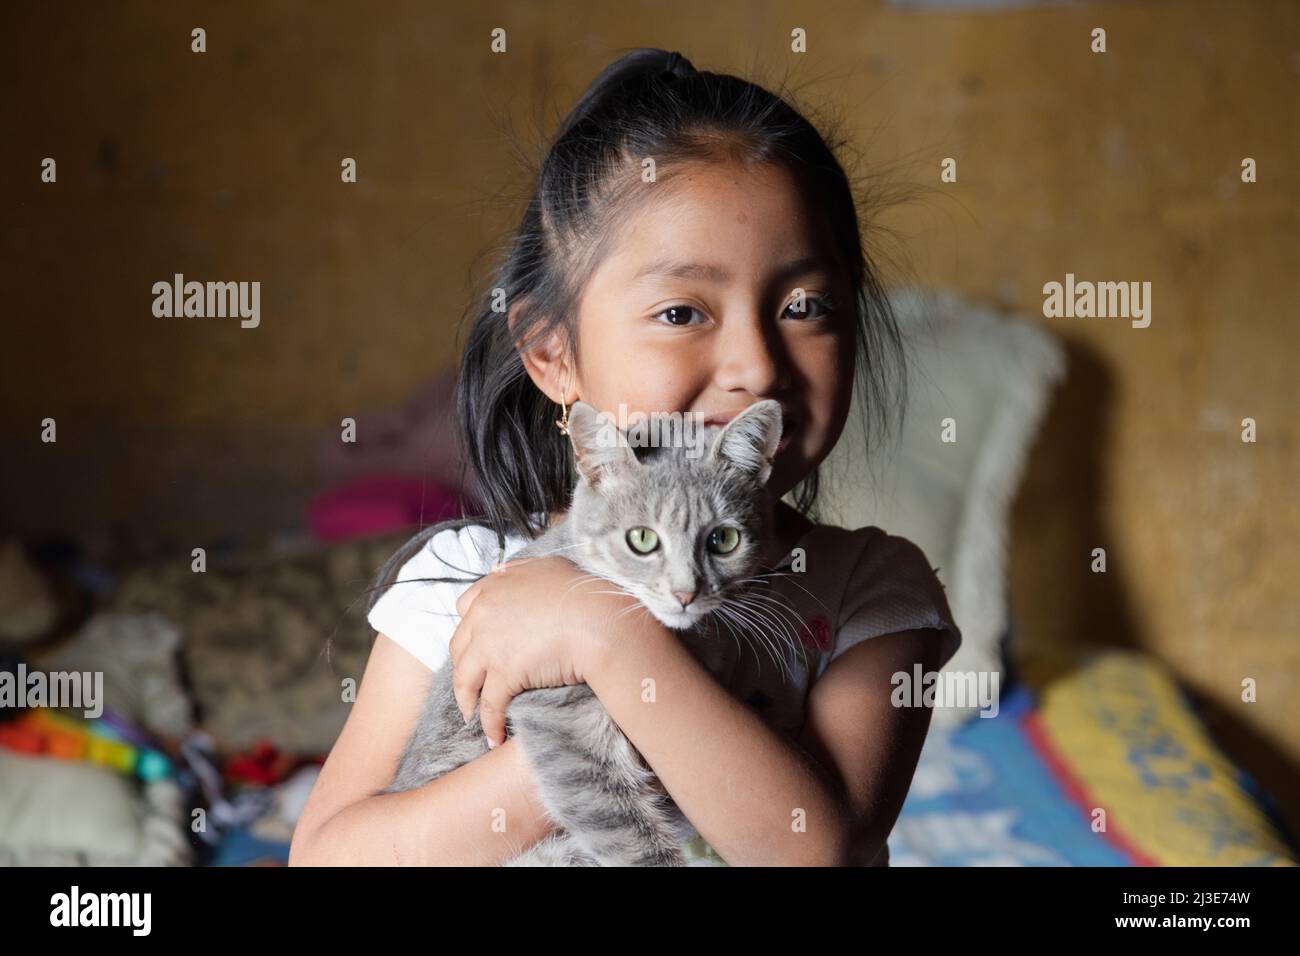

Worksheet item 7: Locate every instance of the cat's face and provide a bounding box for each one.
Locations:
[563,400,783,630]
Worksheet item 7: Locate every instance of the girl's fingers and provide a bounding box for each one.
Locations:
[449,557,537,739]
[451,650,487,725]
[477,674,513,749]
[448,617,468,664]
[448,610,479,665]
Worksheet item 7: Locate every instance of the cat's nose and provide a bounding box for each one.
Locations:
[673,591,696,608]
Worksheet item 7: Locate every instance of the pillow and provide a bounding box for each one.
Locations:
[4,609,195,865]
[1028,649,1296,866]
[817,288,1067,726]
[0,749,191,865]
[889,649,1297,866]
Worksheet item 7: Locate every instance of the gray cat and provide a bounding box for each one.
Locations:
[379,398,786,865]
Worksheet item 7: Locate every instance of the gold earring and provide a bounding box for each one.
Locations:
[555,399,570,436]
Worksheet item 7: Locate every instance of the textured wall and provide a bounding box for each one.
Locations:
[4,2,1297,828]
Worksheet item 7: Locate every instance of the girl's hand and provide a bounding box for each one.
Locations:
[449,555,648,748]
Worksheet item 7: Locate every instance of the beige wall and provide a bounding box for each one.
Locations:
[4,1,1297,829]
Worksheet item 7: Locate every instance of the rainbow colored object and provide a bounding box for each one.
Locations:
[0,707,173,782]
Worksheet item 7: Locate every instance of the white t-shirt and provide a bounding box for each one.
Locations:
[367,518,962,865]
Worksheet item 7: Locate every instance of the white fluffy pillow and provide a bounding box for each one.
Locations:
[0,749,191,865]
[817,288,1066,726]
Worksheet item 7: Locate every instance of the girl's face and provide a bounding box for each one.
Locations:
[563,160,856,501]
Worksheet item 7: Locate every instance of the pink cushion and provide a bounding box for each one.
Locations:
[307,474,461,543]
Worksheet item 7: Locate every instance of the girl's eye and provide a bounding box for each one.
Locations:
[652,305,705,327]
[783,293,836,321]
[626,527,660,554]
[706,526,741,555]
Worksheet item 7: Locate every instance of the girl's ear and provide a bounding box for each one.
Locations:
[567,401,637,489]
[708,399,784,486]
[510,299,574,405]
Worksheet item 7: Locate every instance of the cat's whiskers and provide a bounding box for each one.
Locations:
[731,589,804,653]
[612,596,656,622]
[612,601,656,628]
[709,611,755,674]
[714,604,795,683]
[733,584,802,630]
[709,604,752,656]
[725,596,803,682]
[742,569,836,620]
[713,600,796,683]
[704,612,747,665]
[524,537,589,553]
[559,572,617,601]
[731,582,806,649]
[516,540,591,561]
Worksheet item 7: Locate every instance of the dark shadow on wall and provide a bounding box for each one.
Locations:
[1009,336,1142,680]
[1008,336,1300,844]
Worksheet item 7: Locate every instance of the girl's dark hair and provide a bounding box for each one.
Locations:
[363,47,913,618]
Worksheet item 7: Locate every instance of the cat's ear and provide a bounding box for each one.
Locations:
[567,400,637,488]
[707,399,783,485]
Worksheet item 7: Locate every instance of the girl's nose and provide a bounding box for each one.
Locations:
[714,315,790,395]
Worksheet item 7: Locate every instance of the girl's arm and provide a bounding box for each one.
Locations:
[795,627,943,865]
[584,617,941,867]
[289,633,558,866]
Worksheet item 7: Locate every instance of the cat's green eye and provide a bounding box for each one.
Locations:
[707,526,741,555]
[626,527,660,554]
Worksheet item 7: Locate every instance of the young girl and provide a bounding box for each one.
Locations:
[290,48,960,867]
